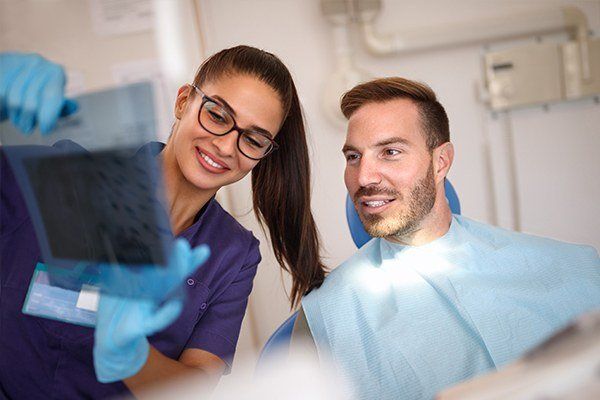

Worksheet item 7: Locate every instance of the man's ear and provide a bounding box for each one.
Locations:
[433,142,454,184]
[174,85,193,120]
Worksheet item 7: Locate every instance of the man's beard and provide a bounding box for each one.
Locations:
[356,162,436,239]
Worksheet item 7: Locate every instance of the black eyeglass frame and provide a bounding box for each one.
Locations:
[191,84,279,160]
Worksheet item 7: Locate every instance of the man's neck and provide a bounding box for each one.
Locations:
[386,197,453,247]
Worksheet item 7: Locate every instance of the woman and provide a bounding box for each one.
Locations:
[0,46,326,398]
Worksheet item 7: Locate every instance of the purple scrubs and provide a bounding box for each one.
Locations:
[0,142,260,399]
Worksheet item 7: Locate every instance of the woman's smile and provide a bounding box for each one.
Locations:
[195,146,230,174]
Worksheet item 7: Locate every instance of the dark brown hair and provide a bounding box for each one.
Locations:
[193,45,326,308]
[341,77,450,150]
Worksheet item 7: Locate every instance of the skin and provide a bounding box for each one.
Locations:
[125,73,284,396]
[343,98,455,246]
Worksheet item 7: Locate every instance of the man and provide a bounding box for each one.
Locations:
[299,77,600,400]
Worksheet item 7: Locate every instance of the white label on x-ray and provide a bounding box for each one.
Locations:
[76,285,100,311]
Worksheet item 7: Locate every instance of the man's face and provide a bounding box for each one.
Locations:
[343,99,437,239]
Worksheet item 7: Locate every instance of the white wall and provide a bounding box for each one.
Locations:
[196,0,600,368]
[0,0,159,93]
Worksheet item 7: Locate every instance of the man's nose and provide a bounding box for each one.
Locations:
[356,157,382,188]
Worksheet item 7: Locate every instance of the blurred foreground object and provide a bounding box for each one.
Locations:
[133,346,351,400]
[2,83,172,307]
[438,310,600,400]
[93,239,210,383]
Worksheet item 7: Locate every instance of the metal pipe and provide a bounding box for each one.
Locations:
[320,0,372,126]
[357,4,587,57]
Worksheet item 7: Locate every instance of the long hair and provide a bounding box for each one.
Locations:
[193,45,326,308]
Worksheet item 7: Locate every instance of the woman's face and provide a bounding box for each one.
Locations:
[170,74,285,192]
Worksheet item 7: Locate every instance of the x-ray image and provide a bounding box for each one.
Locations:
[19,145,171,266]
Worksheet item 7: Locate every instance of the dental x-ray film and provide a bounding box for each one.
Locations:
[0,82,174,313]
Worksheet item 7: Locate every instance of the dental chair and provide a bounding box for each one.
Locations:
[257,179,461,367]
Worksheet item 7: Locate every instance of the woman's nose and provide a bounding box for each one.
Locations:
[211,131,238,157]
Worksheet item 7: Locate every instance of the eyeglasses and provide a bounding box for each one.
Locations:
[190,85,279,160]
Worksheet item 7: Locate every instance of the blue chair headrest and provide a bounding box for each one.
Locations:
[346,179,461,248]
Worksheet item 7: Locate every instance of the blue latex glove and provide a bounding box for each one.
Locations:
[93,238,210,383]
[0,52,78,134]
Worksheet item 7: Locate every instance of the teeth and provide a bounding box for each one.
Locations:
[365,200,389,207]
[200,151,225,169]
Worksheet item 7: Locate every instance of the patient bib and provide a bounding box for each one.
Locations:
[302,216,600,400]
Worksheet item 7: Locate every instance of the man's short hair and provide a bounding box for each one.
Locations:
[340,77,450,150]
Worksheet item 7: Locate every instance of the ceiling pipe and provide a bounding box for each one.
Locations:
[357,3,588,54]
[364,8,556,54]
[354,1,591,84]
[321,0,372,126]
[563,6,591,81]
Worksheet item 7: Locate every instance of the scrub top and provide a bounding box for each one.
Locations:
[0,142,261,399]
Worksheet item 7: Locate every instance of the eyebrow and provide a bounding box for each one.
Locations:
[342,136,411,153]
[341,144,358,153]
[212,95,237,117]
[212,95,274,138]
[374,136,411,147]
[247,125,274,139]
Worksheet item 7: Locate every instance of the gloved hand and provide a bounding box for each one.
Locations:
[93,238,210,383]
[0,52,78,134]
